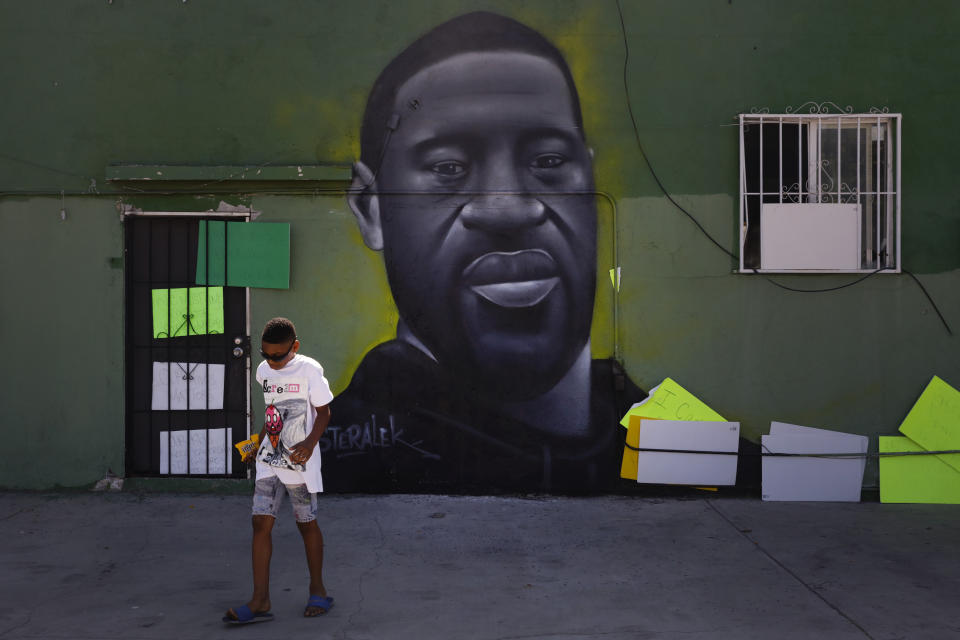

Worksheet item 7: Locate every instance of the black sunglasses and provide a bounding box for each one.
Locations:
[260,338,297,362]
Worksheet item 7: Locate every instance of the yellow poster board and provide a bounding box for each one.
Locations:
[620,377,725,428]
[620,416,645,480]
[897,376,960,474]
[619,378,726,481]
[879,436,960,504]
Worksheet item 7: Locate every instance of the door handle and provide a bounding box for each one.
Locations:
[232,335,249,359]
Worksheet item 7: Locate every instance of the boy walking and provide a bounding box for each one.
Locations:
[224,317,335,624]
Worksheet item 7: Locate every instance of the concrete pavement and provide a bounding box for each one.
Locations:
[1,491,959,640]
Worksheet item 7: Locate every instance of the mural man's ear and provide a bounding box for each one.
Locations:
[347,161,384,251]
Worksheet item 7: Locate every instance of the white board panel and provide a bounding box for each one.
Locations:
[762,431,867,502]
[636,420,740,486]
[770,420,869,479]
[760,203,860,270]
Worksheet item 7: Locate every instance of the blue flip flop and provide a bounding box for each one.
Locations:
[222,604,274,624]
[305,595,334,616]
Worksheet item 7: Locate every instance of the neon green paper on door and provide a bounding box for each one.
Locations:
[151,286,224,338]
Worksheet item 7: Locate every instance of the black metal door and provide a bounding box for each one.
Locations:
[124,215,249,477]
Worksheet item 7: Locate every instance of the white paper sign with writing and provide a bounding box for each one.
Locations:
[151,362,225,410]
[159,428,233,474]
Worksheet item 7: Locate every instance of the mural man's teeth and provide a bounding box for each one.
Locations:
[470,277,559,308]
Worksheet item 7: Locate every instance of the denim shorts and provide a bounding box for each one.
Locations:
[252,475,317,523]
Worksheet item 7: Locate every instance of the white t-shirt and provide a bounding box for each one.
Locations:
[255,354,334,493]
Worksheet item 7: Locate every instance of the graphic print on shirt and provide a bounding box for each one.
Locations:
[264,402,284,450]
[258,377,308,471]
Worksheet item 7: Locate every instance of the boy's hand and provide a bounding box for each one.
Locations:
[289,442,313,465]
[236,433,261,466]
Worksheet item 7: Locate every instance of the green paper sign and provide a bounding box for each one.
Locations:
[152,286,224,338]
[620,377,725,428]
[898,375,960,474]
[879,436,960,504]
[196,220,290,289]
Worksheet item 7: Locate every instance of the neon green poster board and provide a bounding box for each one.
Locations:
[620,377,725,428]
[151,286,224,338]
[879,436,960,504]
[898,375,960,474]
[195,220,290,289]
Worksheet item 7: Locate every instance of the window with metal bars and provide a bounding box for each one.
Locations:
[738,112,901,273]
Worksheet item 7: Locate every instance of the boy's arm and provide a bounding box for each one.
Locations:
[289,404,331,465]
[247,367,269,463]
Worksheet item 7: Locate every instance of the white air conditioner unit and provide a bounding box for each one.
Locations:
[760,203,861,271]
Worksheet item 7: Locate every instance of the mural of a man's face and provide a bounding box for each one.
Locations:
[352,50,596,401]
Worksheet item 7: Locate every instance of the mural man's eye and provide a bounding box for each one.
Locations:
[532,154,566,169]
[431,161,466,176]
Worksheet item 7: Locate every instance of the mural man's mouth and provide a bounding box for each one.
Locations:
[461,249,560,308]
[470,277,560,308]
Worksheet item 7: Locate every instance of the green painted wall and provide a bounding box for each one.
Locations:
[0,197,125,487]
[1,0,958,489]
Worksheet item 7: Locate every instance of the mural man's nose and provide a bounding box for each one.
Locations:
[460,192,547,232]
[459,153,549,232]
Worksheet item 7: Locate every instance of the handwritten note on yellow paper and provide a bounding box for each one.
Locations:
[879,436,960,504]
[898,376,960,474]
[620,377,725,428]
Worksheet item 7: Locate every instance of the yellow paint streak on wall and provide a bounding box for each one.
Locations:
[542,4,631,197]
[328,221,400,394]
[516,4,624,358]
[248,195,399,396]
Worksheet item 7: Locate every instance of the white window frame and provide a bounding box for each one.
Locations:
[738,111,901,274]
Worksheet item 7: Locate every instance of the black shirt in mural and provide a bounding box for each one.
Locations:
[323,340,647,493]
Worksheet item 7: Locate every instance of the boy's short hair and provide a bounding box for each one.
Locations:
[261,317,297,344]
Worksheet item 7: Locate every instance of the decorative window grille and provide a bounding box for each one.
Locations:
[738,106,901,273]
